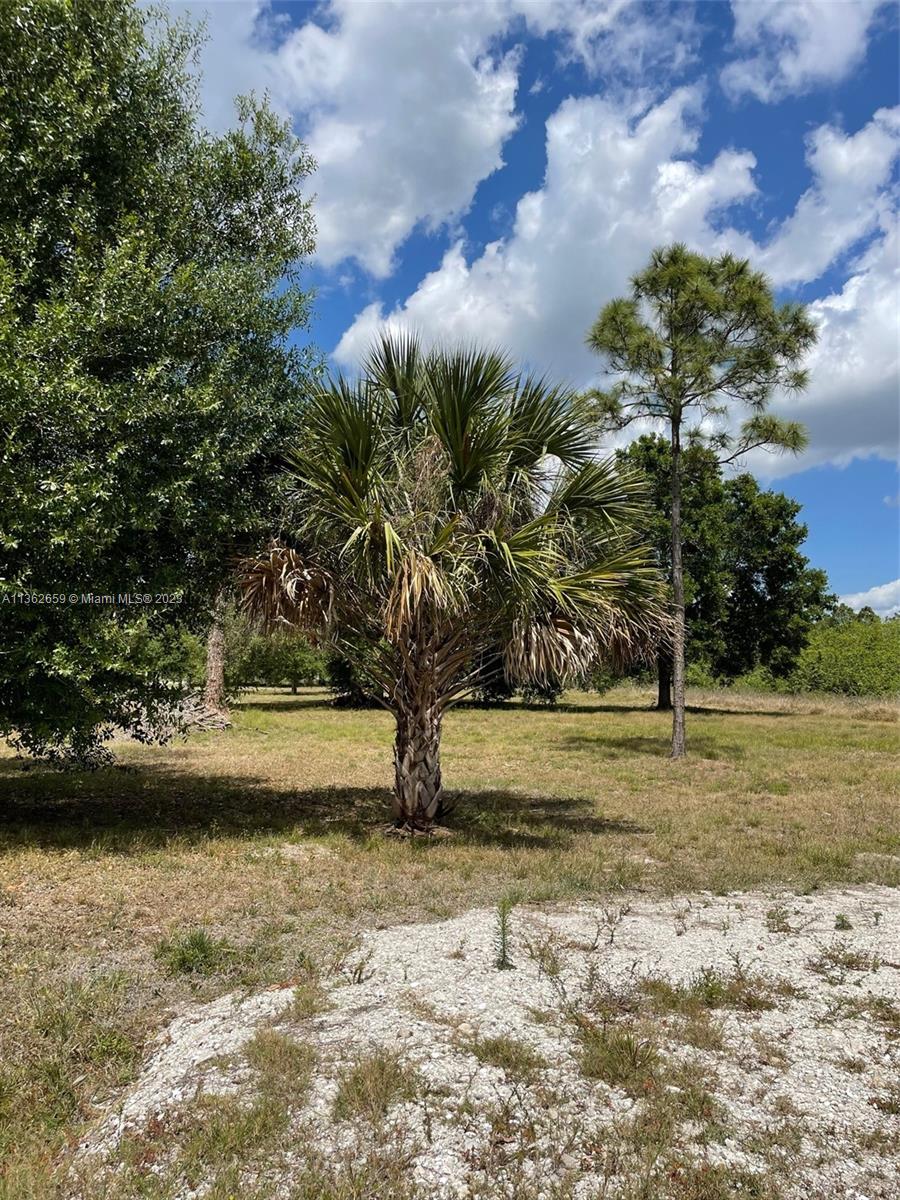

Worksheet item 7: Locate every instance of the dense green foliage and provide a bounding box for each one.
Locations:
[717,475,833,677]
[0,0,317,759]
[615,437,728,674]
[222,609,326,692]
[738,608,900,697]
[616,436,833,680]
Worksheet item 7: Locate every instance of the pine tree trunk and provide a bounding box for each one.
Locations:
[657,650,672,711]
[393,695,443,831]
[670,423,686,758]
[203,591,228,713]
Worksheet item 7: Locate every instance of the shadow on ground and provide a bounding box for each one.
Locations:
[457,699,799,719]
[561,732,747,761]
[0,762,644,854]
[238,690,803,720]
[237,695,341,714]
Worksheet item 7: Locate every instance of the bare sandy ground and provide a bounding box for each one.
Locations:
[84,885,899,1199]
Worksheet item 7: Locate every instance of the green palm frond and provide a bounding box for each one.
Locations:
[423,345,515,491]
[240,333,668,705]
[366,330,425,434]
[506,374,594,473]
[547,459,648,532]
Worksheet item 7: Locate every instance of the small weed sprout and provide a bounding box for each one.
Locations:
[523,928,564,981]
[343,949,375,985]
[834,913,853,931]
[494,895,516,971]
[597,902,633,947]
[869,1082,900,1116]
[766,903,793,934]
[671,899,691,937]
[808,940,880,983]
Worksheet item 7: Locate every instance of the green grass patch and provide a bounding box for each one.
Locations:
[332,1048,420,1123]
[464,1034,546,1080]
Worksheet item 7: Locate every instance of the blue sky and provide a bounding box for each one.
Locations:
[174,0,899,611]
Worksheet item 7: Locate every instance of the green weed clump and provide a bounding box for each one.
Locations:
[332,1048,419,1123]
[154,928,235,977]
[494,894,517,971]
[465,1034,546,1080]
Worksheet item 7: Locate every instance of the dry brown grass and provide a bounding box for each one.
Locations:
[0,684,897,1194]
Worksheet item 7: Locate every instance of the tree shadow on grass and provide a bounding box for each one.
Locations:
[412,698,801,720]
[0,764,643,854]
[236,695,336,714]
[562,733,746,761]
[230,691,801,721]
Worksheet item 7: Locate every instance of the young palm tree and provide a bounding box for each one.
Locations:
[239,334,668,830]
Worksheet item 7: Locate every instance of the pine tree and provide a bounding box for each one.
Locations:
[587,245,817,757]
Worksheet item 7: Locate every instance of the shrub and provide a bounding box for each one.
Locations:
[786,615,899,697]
[225,607,326,691]
[684,659,720,688]
[586,663,623,694]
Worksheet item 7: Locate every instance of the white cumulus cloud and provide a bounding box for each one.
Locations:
[840,579,900,618]
[757,221,900,476]
[165,2,898,480]
[335,87,758,376]
[335,89,900,478]
[174,0,523,278]
[167,1,701,278]
[755,107,900,286]
[721,0,890,103]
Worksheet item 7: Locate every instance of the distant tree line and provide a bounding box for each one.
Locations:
[735,606,899,698]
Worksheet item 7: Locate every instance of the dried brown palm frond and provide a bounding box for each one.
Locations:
[503,616,598,685]
[384,551,459,643]
[236,544,334,633]
[594,604,674,673]
[503,602,671,686]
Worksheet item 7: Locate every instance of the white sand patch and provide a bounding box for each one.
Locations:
[83,886,900,1198]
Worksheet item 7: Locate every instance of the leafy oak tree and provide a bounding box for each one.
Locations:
[0,0,317,761]
[587,245,817,757]
[718,474,833,678]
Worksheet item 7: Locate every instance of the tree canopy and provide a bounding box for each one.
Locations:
[239,334,668,827]
[587,243,817,754]
[0,0,318,761]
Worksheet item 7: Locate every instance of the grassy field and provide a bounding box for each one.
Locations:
[0,685,897,1195]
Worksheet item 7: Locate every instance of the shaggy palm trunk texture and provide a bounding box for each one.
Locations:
[393,698,444,830]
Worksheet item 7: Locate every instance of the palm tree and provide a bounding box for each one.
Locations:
[238,335,668,831]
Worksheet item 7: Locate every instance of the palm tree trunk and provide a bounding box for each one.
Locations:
[393,695,443,830]
[670,422,686,758]
[203,590,228,713]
